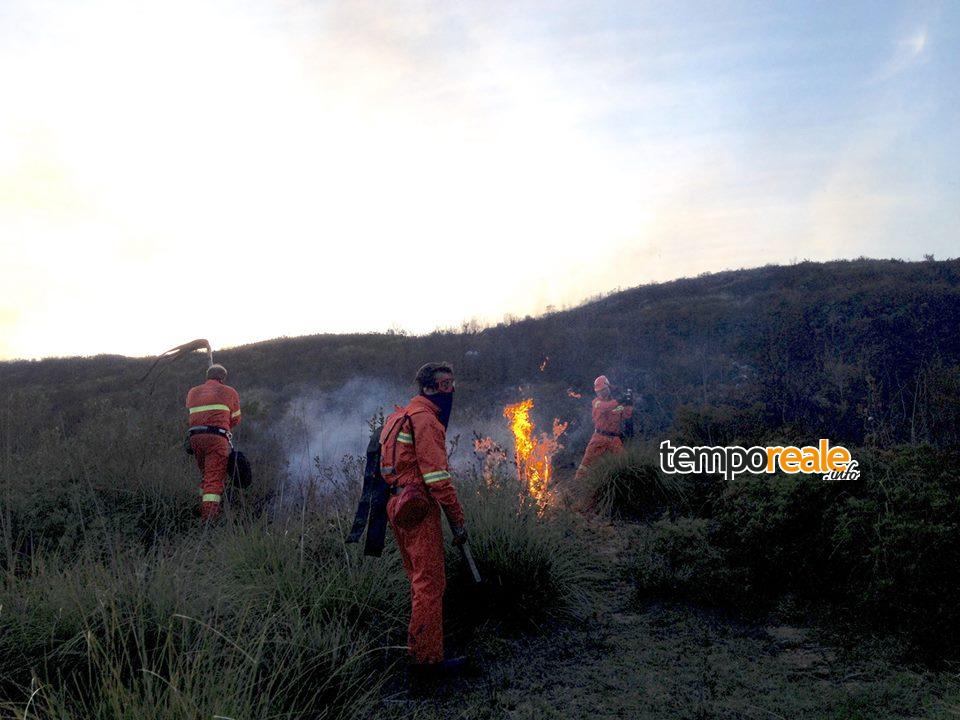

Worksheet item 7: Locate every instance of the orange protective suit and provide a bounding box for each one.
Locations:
[380,394,465,665]
[575,396,633,479]
[185,379,242,520]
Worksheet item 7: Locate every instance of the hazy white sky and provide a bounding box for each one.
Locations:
[1,0,957,359]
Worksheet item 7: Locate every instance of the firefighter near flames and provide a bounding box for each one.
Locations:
[347,361,473,677]
[574,375,634,480]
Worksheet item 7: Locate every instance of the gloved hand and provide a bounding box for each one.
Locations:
[451,525,468,546]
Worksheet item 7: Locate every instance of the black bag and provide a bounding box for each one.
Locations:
[346,426,390,557]
[228,449,253,489]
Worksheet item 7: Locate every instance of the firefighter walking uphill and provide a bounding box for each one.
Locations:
[185,364,241,522]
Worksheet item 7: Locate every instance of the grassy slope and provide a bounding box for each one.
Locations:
[3,259,960,717]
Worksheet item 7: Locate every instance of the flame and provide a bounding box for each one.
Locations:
[567,388,582,398]
[539,356,549,372]
[503,398,567,505]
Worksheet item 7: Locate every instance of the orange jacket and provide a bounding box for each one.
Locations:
[380,394,465,527]
[185,379,242,430]
[592,397,632,435]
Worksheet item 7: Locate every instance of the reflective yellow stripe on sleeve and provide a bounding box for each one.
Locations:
[397,432,414,444]
[231,410,241,418]
[423,470,451,484]
[202,493,222,503]
[189,404,231,414]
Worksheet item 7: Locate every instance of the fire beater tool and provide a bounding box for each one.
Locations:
[459,542,482,584]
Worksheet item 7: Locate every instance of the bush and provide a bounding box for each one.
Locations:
[710,469,844,607]
[707,445,960,659]
[612,443,960,660]
[822,445,960,659]
[580,442,691,520]
[625,516,745,606]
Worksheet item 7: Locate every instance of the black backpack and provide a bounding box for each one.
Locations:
[228,449,253,489]
[345,425,390,557]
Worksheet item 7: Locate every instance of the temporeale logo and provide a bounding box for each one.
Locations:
[659,439,860,482]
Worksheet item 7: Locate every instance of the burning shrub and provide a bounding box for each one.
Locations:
[502,398,568,508]
[472,433,508,487]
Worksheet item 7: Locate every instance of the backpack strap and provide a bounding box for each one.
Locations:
[380,413,410,481]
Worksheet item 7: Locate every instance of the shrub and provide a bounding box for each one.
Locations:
[708,445,960,658]
[580,442,691,520]
[612,443,960,660]
[625,516,745,606]
[443,473,603,637]
[710,470,843,607]
[822,445,960,659]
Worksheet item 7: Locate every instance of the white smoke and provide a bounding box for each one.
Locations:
[281,376,410,487]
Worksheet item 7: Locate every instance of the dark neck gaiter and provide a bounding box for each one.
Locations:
[424,391,454,428]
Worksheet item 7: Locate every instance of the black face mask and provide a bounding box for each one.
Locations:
[424,390,454,428]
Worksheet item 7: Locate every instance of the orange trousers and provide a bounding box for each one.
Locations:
[575,433,624,479]
[388,497,445,664]
[190,434,229,521]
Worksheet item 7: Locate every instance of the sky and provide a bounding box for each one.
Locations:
[0,0,957,359]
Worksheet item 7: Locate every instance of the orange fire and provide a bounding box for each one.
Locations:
[567,388,582,398]
[503,399,568,504]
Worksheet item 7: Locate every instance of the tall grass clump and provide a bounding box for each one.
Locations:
[0,517,408,720]
[443,472,603,636]
[580,442,692,520]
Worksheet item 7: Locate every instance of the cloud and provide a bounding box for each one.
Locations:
[872,27,928,83]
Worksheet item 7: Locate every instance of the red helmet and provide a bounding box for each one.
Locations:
[594,375,610,392]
